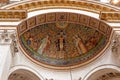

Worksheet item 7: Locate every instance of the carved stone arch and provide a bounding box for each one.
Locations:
[83,64,120,80]
[8,65,44,80]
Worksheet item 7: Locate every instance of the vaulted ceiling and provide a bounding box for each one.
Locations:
[8,69,40,80]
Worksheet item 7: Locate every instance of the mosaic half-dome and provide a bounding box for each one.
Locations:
[18,12,112,69]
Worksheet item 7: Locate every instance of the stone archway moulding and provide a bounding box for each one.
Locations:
[83,64,120,80]
[1,0,119,13]
[8,65,44,80]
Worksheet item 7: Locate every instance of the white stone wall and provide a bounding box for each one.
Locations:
[0,45,12,80]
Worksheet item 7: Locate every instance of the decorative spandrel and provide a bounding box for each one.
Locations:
[20,22,106,67]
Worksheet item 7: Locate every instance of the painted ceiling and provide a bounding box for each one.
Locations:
[18,12,112,69]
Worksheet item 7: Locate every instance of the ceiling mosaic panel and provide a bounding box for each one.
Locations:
[18,12,112,69]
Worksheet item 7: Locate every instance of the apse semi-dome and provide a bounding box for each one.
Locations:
[17,12,112,69]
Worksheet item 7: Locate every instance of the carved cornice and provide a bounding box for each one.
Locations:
[1,0,120,23]
[2,0,118,13]
[0,10,27,21]
[100,11,120,22]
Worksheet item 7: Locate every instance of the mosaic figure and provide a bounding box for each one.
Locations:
[74,35,88,54]
[56,30,66,51]
[37,35,51,54]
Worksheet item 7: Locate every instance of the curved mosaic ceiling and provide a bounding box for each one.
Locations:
[18,12,112,69]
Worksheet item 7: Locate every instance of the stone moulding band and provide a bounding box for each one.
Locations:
[2,0,119,13]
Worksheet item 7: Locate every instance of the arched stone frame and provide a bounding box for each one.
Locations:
[8,65,45,80]
[83,64,120,80]
[16,10,113,69]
